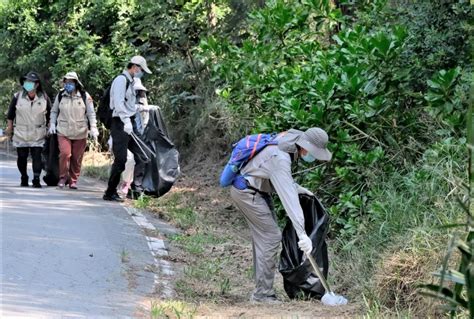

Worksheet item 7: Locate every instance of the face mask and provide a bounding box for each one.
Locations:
[134,71,144,79]
[301,153,316,163]
[64,82,76,93]
[23,81,35,92]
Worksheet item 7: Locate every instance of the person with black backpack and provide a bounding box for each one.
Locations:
[103,55,152,202]
[49,72,99,190]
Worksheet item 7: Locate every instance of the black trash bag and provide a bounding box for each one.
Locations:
[279,194,330,299]
[42,134,60,186]
[140,107,180,197]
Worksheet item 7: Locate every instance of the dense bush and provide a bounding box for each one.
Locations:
[198,0,471,236]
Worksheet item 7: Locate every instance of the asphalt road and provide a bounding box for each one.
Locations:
[0,152,155,318]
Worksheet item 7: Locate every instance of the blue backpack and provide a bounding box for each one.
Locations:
[219,133,280,188]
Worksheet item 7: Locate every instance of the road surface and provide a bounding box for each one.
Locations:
[0,152,155,318]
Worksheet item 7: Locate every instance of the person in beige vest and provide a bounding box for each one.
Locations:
[49,72,99,189]
[6,71,51,188]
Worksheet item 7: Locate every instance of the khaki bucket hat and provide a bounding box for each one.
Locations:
[295,127,332,161]
[63,71,84,89]
[130,55,152,74]
[133,78,148,91]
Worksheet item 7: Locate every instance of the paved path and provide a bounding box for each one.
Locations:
[0,152,155,318]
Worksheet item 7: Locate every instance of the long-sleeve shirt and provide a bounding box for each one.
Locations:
[110,71,136,123]
[241,145,305,236]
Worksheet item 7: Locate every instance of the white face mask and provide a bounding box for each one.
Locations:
[301,153,316,163]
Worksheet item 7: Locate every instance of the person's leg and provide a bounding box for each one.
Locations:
[30,147,43,187]
[127,123,147,196]
[129,140,146,194]
[57,135,72,186]
[69,138,87,188]
[16,147,29,186]
[230,187,282,301]
[105,118,130,197]
[119,150,135,194]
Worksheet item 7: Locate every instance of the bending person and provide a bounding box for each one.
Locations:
[229,128,332,304]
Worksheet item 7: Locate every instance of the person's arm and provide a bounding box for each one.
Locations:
[85,92,97,128]
[268,157,306,236]
[6,94,18,135]
[45,94,52,126]
[49,94,60,127]
[110,75,129,123]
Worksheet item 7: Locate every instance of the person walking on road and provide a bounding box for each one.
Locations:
[229,128,332,304]
[103,55,152,202]
[49,72,99,189]
[5,71,51,188]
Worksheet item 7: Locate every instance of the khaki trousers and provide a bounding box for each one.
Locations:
[230,186,282,298]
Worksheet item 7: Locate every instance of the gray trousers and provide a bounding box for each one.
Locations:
[230,186,282,298]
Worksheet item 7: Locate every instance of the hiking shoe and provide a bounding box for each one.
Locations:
[20,176,29,187]
[32,178,42,188]
[57,178,67,188]
[69,182,78,189]
[250,294,282,305]
[103,192,124,202]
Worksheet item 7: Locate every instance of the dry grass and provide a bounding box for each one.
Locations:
[370,234,454,318]
[81,148,112,181]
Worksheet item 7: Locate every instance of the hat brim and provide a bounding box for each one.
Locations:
[296,139,332,161]
[141,64,152,74]
[134,84,148,91]
[20,75,40,84]
[63,76,84,89]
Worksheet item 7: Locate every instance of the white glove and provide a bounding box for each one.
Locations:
[321,292,348,306]
[298,233,313,255]
[48,123,56,135]
[123,119,133,135]
[296,184,314,196]
[89,127,99,141]
[138,104,151,112]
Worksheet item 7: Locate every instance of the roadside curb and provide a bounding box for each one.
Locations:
[124,206,178,299]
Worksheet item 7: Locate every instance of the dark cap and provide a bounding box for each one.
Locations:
[20,71,41,85]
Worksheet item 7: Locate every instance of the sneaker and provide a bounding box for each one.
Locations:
[103,192,124,202]
[250,293,282,305]
[57,177,67,188]
[20,176,29,187]
[69,182,78,189]
[32,178,42,188]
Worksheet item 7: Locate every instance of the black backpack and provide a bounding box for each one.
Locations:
[97,74,130,129]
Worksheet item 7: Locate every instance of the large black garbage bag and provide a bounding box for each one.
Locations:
[140,107,180,197]
[279,194,330,299]
[42,134,60,186]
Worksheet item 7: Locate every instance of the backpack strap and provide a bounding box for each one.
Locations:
[57,90,88,108]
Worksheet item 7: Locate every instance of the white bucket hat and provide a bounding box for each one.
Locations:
[63,71,84,89]
[130,55,152,74]
[133,78,147,91]
[295,127,332,161]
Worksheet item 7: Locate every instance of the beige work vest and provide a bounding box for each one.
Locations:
[12,92,48,147]
[57,92,89,140]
